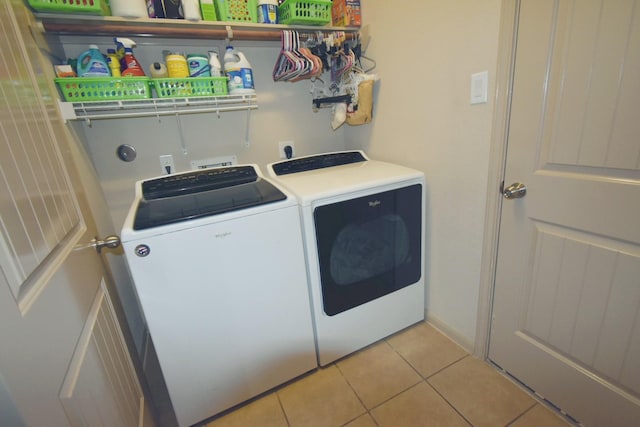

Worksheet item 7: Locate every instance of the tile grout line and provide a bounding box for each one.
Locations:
[504,402,539,426]
[423,379,475,427]
[426,353,472,379]
[275,391,292,427]
[384,339,475,427]
[333,360,380,426]
[334,336,476,426]
[382,338,426,380]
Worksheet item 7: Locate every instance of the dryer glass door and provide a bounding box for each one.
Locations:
[313,184,422,316]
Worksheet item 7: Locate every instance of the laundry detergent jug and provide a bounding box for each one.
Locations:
[223,46,255,95]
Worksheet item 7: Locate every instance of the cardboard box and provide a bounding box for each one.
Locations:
[332,0,361,27]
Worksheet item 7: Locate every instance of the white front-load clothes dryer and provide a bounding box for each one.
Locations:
[268,151,425,366]
[120,165,316,427]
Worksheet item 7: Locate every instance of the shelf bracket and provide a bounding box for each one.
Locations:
[81,103,91,127]
[244,107,251,148]
[174,103,188,155]
[57,99,76,122]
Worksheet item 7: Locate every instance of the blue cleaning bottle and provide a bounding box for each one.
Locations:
[76,45,110,77]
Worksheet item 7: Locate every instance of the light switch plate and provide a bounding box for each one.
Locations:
[470,71,489,104]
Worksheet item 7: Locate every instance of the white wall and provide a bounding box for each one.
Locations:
[347,1,503,348]
[60,37,347,228]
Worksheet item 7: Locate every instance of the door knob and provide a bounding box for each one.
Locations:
[503,182,527,199]
[91,235,121,253]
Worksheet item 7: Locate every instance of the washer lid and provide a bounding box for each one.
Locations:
[132,166,286,230]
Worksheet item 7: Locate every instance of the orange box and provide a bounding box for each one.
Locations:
[332,0,361,27]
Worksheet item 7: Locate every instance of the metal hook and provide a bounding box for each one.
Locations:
[225,25,234,44]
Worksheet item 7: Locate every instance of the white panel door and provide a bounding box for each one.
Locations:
[489,0,640,425]
[0,1,150,426]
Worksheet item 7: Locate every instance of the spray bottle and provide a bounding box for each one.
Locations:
[208,51,222,77]
[114,37,146,77]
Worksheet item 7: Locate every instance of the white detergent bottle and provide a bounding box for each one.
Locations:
[181,0,202,21]
[208,51,222,77]
[223,46,255,95]
[110,0,147,18]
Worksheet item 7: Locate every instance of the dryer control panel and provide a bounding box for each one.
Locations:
[271,151,366,176]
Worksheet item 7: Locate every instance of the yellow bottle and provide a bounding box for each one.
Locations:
[165,53,189,78]
[106,49,121,77]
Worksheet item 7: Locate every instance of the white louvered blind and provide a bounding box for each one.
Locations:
[0,1,83,312]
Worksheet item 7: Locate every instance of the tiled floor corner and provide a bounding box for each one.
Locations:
[204,321,572,427]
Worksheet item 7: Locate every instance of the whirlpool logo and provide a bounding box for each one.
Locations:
[215,232,232,239]
[368,200,381,207]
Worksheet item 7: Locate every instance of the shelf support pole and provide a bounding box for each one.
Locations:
[244,107,251,148]
[173,103,188,155]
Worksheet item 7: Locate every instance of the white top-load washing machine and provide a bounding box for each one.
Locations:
[121,165,316,427]
[268,151,425,366]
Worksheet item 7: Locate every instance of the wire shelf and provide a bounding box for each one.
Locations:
[58,94,258,122]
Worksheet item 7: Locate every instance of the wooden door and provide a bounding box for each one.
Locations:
[0,1,150,425]
[489,0,640,425]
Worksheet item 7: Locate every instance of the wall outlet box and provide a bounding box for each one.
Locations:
[190,155,237,169]
[278,141,295,159]
[159,154,175,174]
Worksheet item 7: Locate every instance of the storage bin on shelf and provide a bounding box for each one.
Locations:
[215,0,258,22]
[151,77,229,98]
[27,0,111,15]
[55,77,151,102]
[278,0,331,26]
[200,0,218,21]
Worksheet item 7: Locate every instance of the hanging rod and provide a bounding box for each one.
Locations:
[36,14,359,41]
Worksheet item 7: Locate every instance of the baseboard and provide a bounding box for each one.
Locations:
[425,312,474,353]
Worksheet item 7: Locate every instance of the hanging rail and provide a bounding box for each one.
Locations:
[36,14,359,41]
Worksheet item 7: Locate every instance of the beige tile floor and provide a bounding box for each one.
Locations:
[203,321,572,427]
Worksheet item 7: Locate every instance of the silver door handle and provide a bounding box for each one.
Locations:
[91,235,121,253]
[503,182,527,199]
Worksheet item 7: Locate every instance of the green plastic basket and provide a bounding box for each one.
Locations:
[27,0,111,15]
[200,0,218,21]
[151,77,229,98]
[278,0,331,25]
[55,77,151,101]
[215,0,257,22]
